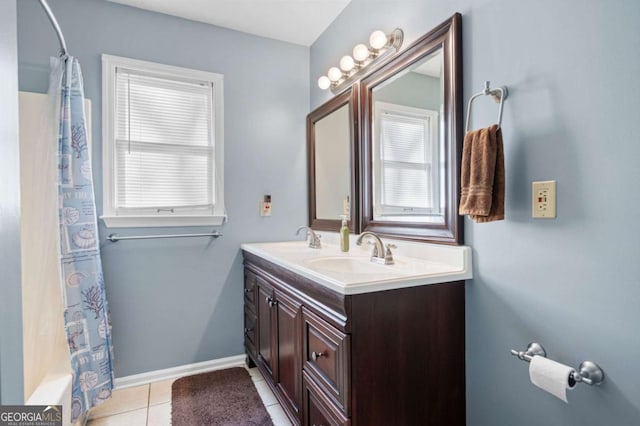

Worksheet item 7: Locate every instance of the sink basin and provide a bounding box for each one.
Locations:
[303,256,404,278]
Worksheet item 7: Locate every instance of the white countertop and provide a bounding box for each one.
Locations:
[241,233,472,295]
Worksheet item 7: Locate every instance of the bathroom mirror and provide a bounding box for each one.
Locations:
[307,85,359,232]
[360,13,462,243]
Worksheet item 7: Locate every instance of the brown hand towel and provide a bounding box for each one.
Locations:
[459,124,505,222]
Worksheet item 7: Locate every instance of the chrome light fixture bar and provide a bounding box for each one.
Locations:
[318,28,404,94]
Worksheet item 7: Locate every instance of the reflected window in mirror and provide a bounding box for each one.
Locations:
[374,103,441,222]
[372,51,444,223]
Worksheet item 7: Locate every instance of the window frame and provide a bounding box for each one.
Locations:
[101,54,225,228]
[372,101,440,220]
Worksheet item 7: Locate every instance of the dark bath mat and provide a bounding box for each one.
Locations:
[172,367,274,426]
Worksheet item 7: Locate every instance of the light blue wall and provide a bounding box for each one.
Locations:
[17,0,309,377]
[312,1,640,425]
[0,0,24,404]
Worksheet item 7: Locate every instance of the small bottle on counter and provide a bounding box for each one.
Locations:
[339,215,349,252]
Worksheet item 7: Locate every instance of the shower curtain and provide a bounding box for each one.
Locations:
[51,56,114,423]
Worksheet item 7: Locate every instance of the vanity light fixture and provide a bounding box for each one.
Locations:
[318,28,404,94]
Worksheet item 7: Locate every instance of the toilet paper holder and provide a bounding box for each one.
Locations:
[510,342,605,386]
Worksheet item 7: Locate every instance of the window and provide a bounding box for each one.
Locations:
[101,55,224,227]
[373,101,440,220]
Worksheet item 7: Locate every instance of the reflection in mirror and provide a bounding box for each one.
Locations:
[361,13,462,244]
[315,104,350,219]
[307,86,359,232]
[372,50,444,223]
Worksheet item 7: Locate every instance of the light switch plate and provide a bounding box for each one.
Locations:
[532,180,556,218]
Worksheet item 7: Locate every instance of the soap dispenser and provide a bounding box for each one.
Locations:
[339,215,349,252]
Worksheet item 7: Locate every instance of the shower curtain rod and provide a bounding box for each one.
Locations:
[38,0,68,57]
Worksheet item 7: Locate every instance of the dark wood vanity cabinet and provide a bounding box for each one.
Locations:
[243,252,465,426]
[251,271,302,418]
[256,275,275,377]
[273,288,302,417]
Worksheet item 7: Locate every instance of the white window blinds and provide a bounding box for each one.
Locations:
[373,102,440,218]
[379,113,433,210]
[114,69,214,212]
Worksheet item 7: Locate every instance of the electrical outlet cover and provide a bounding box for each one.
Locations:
[532,180,556,218]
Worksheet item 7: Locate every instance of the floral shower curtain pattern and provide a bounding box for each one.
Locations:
[52,56,114,422]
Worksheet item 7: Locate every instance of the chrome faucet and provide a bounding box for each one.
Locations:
[356,231,396,265]
[296,226,322,249]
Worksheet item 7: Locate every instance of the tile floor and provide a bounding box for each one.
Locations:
[86,367,293,425]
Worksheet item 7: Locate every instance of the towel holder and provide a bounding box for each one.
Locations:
[510,342,605,386]
[465,80,508,132]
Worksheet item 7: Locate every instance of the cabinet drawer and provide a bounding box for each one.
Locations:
[244,307,257,358]
[244,270,257,310]
[303,372,349,426]
[302,307,350,415]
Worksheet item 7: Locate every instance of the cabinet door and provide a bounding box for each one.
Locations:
[257,277,276,379]
[244,269,257,312]
[303,372,350,426]
[302,307,350,415]
[244,306,257,360]
[275,288,302,419]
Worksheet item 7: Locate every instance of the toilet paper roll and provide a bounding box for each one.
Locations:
[529,355,576,402]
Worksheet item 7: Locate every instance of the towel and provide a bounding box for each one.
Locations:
[459,124,505,222]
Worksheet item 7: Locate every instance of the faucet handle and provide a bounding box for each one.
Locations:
[384,244,396,265]
[366,240,379,257]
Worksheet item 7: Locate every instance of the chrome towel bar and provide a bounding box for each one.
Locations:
[107,232,222,242]
[510,342,605,386]
[465,80,508,132]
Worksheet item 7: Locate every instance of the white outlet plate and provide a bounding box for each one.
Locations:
[260,201,272,217]
[532,180,556,218]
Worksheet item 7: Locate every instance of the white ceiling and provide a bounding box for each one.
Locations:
[106,0,352,46]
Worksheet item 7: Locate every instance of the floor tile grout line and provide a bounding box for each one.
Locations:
[87,407,149,425]
[145,384,151,426]
[90,383,152,421]
[89,405,149,421]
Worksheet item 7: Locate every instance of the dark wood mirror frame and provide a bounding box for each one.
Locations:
[360,13,463,244]
[307,85,360,232]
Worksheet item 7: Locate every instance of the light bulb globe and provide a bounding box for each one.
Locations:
[318,76,331,90]
[369,30,388,50]
[353,44,370,62]
[328,67,342,82]
[339,55,355,72]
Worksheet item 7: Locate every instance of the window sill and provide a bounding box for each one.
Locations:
[100,215,226,228]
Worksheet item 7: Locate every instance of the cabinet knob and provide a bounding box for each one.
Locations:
[266,296,277,307]
[311,351,326,361]
[244,327,254,334]
[244,288,251,294]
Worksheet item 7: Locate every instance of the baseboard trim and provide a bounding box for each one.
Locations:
[114,354,246,390]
